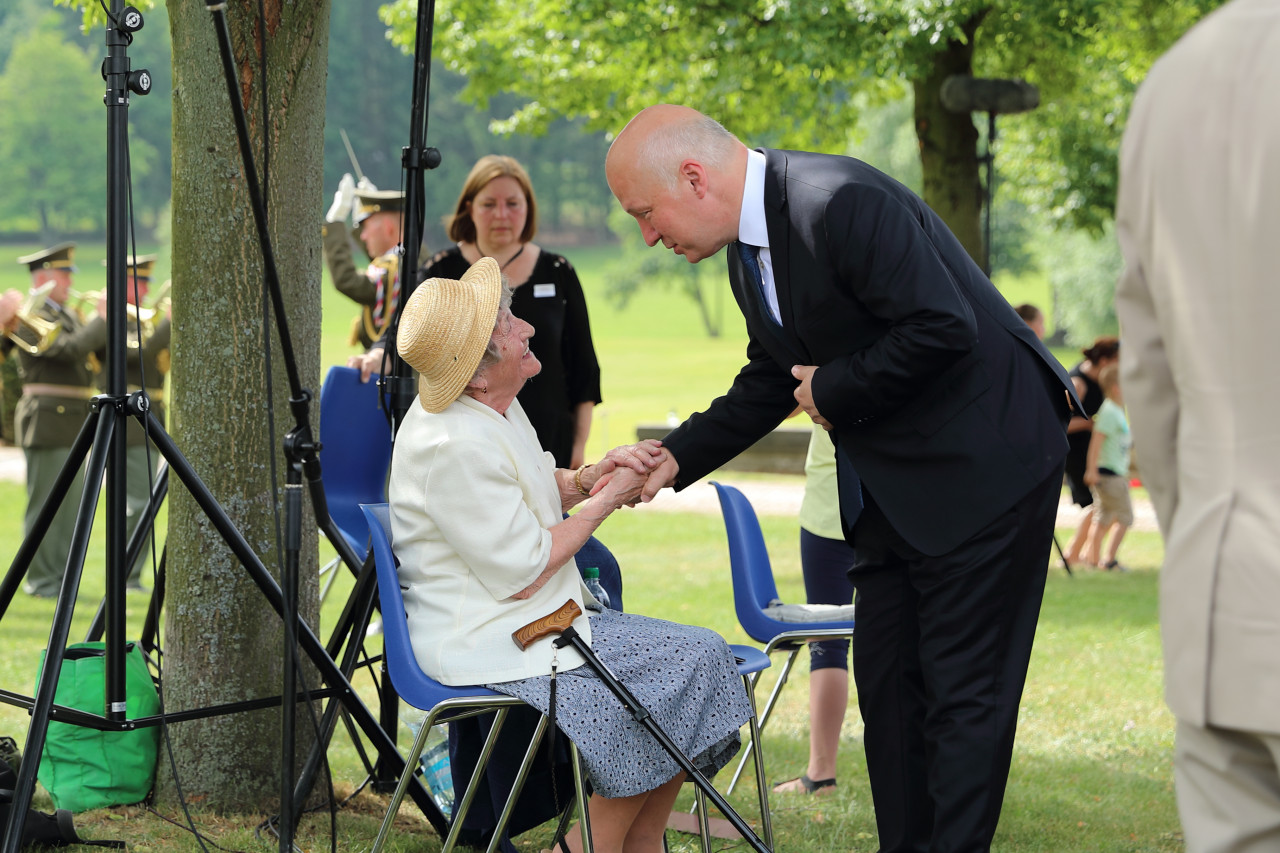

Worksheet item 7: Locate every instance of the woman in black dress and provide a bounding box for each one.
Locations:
[421,155,601,469]
[1062,337,1119,565]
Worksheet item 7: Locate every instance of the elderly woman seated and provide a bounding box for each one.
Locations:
[388,258,752,853]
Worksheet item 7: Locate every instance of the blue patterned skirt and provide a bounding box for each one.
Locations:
[488,609,751,798]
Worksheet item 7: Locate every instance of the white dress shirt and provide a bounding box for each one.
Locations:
[737,149,782,325]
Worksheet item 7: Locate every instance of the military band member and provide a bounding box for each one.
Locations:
[13,243,99,598]
[0,289,23,444]
[321,173,405,349]
[81,254,170,591]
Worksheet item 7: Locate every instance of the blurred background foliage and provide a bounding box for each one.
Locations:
[8,0,1227,345]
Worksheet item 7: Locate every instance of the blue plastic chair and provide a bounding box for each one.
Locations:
[317,366,393,598]
[360,504,593,853]
[710,482,855,798]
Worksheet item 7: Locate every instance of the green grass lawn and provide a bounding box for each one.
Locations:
[0,240,1178,850]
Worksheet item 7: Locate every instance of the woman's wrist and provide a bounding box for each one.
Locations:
[573,464,592,497]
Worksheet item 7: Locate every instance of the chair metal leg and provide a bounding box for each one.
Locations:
[318,554,341,602]
[571,743,594,853]
[745,673,773,849]
[371,709,436,853]
[725,646,801,797]
[694,788,713,853]
[687,671,774,851]
[443,708,511,853]
[484,714,550,853]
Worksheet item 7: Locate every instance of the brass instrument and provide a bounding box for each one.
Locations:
[66,288,104,322]
[69,282,170,348]
[149,278,171,318]
[128,280,170,349]
[7,283,61,355]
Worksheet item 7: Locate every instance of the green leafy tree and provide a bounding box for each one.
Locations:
[0,20,148,239]
[0,1,168,238]
[382,0,1225,264]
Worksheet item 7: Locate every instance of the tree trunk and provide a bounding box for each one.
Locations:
[159,0,329,811]
[913,13,986,269]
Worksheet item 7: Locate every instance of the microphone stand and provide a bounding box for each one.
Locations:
[381,0,441,432]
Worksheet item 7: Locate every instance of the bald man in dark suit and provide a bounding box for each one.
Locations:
[607,105,1077,853]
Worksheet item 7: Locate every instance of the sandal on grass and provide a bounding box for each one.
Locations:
[771,774,837,795]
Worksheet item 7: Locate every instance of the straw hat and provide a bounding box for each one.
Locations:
[398,256,502,413]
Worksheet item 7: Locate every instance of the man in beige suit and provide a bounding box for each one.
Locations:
[1116,2,1280,850]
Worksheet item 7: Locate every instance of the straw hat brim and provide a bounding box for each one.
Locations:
[397,256,503,413]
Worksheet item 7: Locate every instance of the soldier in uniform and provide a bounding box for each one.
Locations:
[1,290,24,444]
[81,254,170,591]
[321,173,405,350]
[13,243,100,598]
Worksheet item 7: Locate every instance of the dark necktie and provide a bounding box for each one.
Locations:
[736,241,778,325]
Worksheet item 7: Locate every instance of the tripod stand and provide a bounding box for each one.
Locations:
[0,4,445,852]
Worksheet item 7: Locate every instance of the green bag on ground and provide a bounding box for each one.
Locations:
[35,642,160,812]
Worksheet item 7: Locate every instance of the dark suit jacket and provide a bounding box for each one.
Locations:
[663,149,1076,556]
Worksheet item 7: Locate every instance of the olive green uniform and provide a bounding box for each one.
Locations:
[321,220,401,349]
[15,299,99,597]
[0,349,20,444]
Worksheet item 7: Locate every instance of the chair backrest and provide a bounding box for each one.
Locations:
[360,503,491,710]
[320,366,393,550]
[712,482,856,644]
[711,482,784,644]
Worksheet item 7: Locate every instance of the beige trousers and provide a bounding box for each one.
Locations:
[1176,719,1280,853]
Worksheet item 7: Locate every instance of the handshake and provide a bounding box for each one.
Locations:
[325,172,379,225]
[575,439,678,511]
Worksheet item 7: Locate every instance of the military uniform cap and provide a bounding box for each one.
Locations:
[17,242,77,273]
[353,189,405,227]
[102,253,158,280]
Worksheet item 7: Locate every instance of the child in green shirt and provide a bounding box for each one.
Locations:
[1084,364,1132,569]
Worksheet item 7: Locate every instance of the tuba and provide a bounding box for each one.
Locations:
[7,283,61,355]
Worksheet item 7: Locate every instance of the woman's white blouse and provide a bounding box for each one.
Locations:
[388,395,590,685]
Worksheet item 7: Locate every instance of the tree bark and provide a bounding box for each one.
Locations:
[159,0,328,811]
[913,13,986,269]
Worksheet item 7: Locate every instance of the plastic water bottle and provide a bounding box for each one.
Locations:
[583,566,610,612]
[403,713,454,816]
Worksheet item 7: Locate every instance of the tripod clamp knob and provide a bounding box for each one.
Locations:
[126,391,151,417]
[127,69,152,96]
[119,6,145,33]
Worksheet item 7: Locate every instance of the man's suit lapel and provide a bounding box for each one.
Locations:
[760,149,812,364]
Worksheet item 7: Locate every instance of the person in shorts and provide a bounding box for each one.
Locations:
[1084,363,1133,570]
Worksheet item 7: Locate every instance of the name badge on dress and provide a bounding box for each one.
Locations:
[532,283,556,298]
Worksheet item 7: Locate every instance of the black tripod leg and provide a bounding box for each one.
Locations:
[139,547,166,657]
[555,628,771,853]
[2,409,116,853]
[1053,534,1074,576]
[0,416,98,618]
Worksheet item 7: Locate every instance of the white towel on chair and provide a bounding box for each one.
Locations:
[765,599,857,623]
